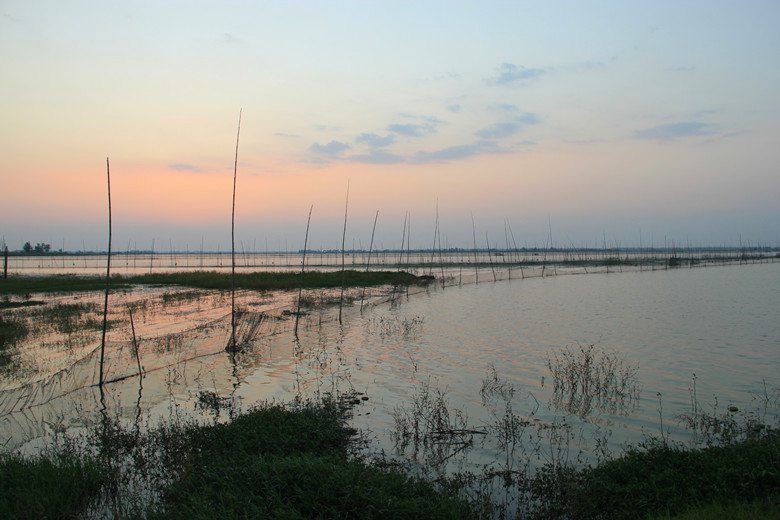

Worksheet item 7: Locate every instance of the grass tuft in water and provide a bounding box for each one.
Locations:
[546,342,640,416]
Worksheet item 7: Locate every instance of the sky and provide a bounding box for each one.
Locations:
[2,0,779,252]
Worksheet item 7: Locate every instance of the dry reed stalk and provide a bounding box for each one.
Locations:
[99,157,112,388]
[294,205,313,337]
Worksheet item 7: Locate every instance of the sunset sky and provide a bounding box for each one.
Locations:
[2,1,779,252]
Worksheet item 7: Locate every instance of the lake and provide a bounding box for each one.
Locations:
[1,261,778,486]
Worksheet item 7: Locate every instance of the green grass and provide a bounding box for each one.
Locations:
[0,275,122,295]
[529,432,780,519]
[0,270,431,295]
[0,451,114,520]
[148,401,476,519]
[650,498,780,519]
[0,315,28,368]
[0,399,776,519]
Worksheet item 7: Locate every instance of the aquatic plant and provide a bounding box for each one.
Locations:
[391,379,482,451]
[546,342,640,417]
[678,374,775,447]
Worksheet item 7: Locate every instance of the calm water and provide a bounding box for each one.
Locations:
[2,263,778,477]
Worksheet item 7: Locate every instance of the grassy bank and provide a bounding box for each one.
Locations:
[0,270,432,295]
[529,434,779,519]
[0,398,776,519]
[0,399,478,519]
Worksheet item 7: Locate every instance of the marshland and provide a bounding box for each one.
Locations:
[0,250,778,518]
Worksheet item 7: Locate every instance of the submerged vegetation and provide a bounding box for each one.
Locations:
[546,342,640,417]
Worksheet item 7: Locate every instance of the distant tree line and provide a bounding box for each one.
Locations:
[22,242,52,254]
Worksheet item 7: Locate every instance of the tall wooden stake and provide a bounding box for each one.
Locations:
[99,157,112,388]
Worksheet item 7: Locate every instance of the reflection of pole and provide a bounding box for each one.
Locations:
[99,157,112,388]
[129,306,142,377]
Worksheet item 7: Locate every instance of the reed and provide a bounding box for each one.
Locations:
[546,342,639,417]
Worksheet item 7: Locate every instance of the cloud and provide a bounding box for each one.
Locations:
[387,123,436,137]
[486,63,547,85]
[475,113,540,139]
[275,132,299,138]
[413,140,499,164]
[634,122,717,140]
[447,104,462,113]
[309,140,350,157]
[168,163,202,172]
[490,103,520,113]
[355,133,395,147]
[347,150,406,165]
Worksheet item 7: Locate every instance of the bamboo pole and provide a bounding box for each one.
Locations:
[228,109,242,352]
[360,210,379,312]
[99,157,112,388]
[486,232,496,282]
[471,213,478,284]
[294,205,313,337]
[338,181,350,324]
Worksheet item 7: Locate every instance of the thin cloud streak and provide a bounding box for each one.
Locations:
[634,122,717,140]
[486,63,547,85]
[475,113,540,139]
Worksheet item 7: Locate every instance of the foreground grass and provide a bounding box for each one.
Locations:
[1,400,477,519]
[530,433,779,519]
[1,401,776,519]
[0,452,114,520]
[0,270,431,295]
[147,402,475,519]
